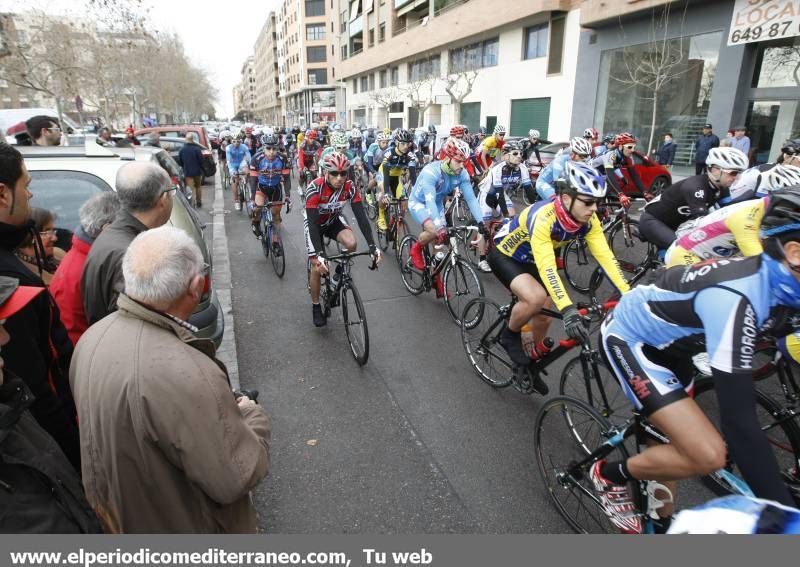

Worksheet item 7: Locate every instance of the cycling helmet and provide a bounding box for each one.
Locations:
[383,127,391,135]
[376,132,389,142]
[478,127,487,135]
[614,132,636,146]
[529,129,541,139]
[442,137,471,161]
[305,129,318,141]
[350,127,361,139]
[583,127,599,140]
[569,136,593,157]
[331,131,348,149]
[264,127,274,136]
[760,186,800,241]
[493,124,506,136]
[260,134,278,147]
[563,161,607,198]
[450,125,465,137]
[763,165,800,193]
[321,151,350,172]
[504,140,523,153]
[781,139,800,156]
[602,134,615,144]
[394,129,413,143]
[706,147,748,171]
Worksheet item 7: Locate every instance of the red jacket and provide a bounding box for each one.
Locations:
[50,234,92,346]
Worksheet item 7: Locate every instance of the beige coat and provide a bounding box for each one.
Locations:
[69,294,270,533]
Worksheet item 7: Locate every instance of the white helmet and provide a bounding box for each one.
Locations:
[493,124,506,136]
[762,164,800,193]
[706,147,748,171]
[529,129,540,139]
[569,136,593,157]
[564,161,607,198]
[376,132,389,142]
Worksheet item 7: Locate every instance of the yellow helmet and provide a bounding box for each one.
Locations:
[383,127,391,135]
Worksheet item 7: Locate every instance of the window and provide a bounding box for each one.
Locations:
[308,69,327,85]
[430,54,441,77]
[305,0,324,17]
[368,73,375,90]
[408,55,441,81]
[524,23,548,60]
[27,171,109,237]
[306,23,325,41]
[360,76,369,91]
[482,38,498,67]
[307,46,327,63]
[379,23,385,42]
[449,37,498,72]
[751,37,800,88]
[379,69,388,88]
[341,45,348,60]
[353,78,358,93]
[547,15,565,74]
[390,66,399,86]
[389,102,404,113]
[368,28,374,47]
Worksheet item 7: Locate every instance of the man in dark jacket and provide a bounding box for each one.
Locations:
[0,276,103,533]
[178,132,205,207]
[656,132,677,169]
[0,142,80,471]
[81,162,173,325]
[694,123,720,175]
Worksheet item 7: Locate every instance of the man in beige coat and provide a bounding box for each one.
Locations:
[70,226,270,533]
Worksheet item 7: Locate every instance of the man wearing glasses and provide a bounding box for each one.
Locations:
[602,132,650,204]
[24,115,62,147]
[535,136,593,201]
[639,146,749,251]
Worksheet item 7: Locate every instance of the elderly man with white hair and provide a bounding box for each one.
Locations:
[70,226,271,533]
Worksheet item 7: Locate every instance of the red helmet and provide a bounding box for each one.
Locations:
[442,137,471,161]
[614,132,636,146]
[450,124,465,137]
[321,151,350,172]
[306,129,318,140]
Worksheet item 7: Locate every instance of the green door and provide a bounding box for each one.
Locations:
[485,115,497,132]
[510,98,550,138]
[460,102,480,131]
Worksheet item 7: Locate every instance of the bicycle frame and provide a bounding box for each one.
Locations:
[321,251,374,307]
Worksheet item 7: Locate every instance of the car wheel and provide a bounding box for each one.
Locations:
[649,176,669,196]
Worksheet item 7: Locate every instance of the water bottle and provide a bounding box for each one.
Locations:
[534,337,555,358]
[521,324,536,358]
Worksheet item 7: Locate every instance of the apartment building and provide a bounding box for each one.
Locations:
[237,56,258,120]
[276,0,343,128]
[254,12,282,125]
[335,0,580,140]
[572,0,800,167]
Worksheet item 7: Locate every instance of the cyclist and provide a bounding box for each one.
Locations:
[730,141,800,202]
[598,188,800,534]
[217,131,231,182]
[638,146,749,251]
[298,130,323,197]
[474,124,507,175]
[364,132,390,204]
[226,136,251,210]
[668,495,800,534]
[349,127,363,157]
[521,129,548,166]
[535,137,593,200]
[250,135,289,249]
[305,152,382,327]
[322,131,354,160]
[665,169,800,267]
[476,141,532,272]
[603,132,651,203]
[470,127,487,151]
[435,125,467,160]
[408,137,486,298]
[583,127,600,147]
[376,129,418,234]
[415,127,431,161]
[490,162,629,380]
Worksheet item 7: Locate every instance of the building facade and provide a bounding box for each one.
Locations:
[238,56,258,120]
[335,0,580,140]
[571,0,800,167]
[0,12,56,110]
[254,12,282,125]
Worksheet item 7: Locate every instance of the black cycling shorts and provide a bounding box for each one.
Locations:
[488,249,543,289]
[257,183,283,203]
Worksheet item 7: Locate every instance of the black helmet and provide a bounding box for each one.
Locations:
[761,186,800,261]
[479,127,487,135]
[782,139,800,156]
[394,129,413,143]
[504,140,522,153]
[603,134,615,144]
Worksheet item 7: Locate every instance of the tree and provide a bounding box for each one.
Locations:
[444,70,478,124]
[403,55,439,127]
[610,2,690,153]
[368,86,402,127]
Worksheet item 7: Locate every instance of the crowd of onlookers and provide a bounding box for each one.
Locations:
[0,140,271,533]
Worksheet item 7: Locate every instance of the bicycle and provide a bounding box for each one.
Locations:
[234,174,248,215]
[398,225,484,327]
[298,164,319,203]
[307,251,377,365]
[220,163,230,191]
[375,197,409,269]
[258,199,289,278]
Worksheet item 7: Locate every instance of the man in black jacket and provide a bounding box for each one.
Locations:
[178,132,205,207]
[0,142,80,471]
[694,123,720,175]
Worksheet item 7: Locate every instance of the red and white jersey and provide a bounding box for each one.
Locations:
[304,177,362,226]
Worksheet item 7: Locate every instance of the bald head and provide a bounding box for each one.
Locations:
[116,161,171,213]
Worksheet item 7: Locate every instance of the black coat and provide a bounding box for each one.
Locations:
[178,142,205,177]
[0,221,80,471]
[694,133,720,164]
[657,141,677,165]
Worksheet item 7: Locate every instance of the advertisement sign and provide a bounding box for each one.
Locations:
[728,0,800,46]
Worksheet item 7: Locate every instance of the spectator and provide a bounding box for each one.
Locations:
[14,207,65,285]
[71,226,271,533]
[720,128,735,147]
[694,123,720,175]
[124,125,140,146]
[96,128,115,147]
[178,132,205,207]
[0,276,103,533]
[81,161,173,325]
[731,126,751,161]
[25,115,61,147]
[655,132,677,169]
[50,192,121,346]
[0,142,79,471]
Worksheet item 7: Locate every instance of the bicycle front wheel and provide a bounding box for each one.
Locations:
[559,355,633,428]
[341,282,369,365]
[398,235,425,295]
[535,395,637,534]
[459,297,513,388]
[394,219,410,267]
[607,218,654,276]
[270,232,286,278]
[562,238,598,295]
[443,258,484,326]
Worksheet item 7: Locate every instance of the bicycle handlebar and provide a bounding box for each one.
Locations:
[558,300,619,349]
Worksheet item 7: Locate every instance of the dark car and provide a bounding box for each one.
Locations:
[151,136,217,181]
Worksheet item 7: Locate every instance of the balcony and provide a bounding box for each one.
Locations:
[580,0,675,28]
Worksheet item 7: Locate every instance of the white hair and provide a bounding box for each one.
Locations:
[122,226,204,310]
[79,191,121,238]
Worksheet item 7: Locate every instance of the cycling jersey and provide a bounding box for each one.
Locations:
[380,144,418,195]
[779,332,800,365]
[364,142,388,173]
[299,140,322,170]
[474,136,505,172]
[492,200,630,310]
[730,163,777,202]
[643,174,730,230]
[478,161,531,220]
[254,154,285,187]
[521,139,548,165]
[602,254,800,505]
[226,144,251,173]
[603,148,645,196]
[669,496,800,534]
[665,197,767,267]
[481,135,505,159]
[408,160,482,230]
[535,152,571,200]
[303,177,374,257]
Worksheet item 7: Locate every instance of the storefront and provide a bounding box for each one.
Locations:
[572,0,800,166]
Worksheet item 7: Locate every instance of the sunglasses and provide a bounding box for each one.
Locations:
[721,169,742,176]
[39,228,57,237]
[623,144,636,150]
[574,196,600,207]
[46,127,62,133]
[507,151,522,157]
[328,171,348,177]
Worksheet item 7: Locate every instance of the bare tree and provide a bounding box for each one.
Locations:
[369,86,402,126]
[610,2,690,153]
[444,70,478,124]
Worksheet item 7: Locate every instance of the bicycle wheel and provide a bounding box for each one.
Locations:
[341,281,369,365]
[562,238,598,295]
[559,355,633,428]
[443,258,484,326]
[260,219,271,260]
[535,395,638,534]
[398,235,425,295]
[239,180,248,214]
[270,232,286,278]
[365,191,378,221]
[459,297,514,388]
[693,376,800,503]
[394,219,410,267]
[460,228,482,269]
[607,218,654,276]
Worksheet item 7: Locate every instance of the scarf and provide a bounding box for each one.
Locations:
[552,195,582,233]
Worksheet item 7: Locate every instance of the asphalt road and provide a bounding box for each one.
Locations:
[223,173,595,534]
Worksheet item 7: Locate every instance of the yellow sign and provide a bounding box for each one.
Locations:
[728,0,800,45]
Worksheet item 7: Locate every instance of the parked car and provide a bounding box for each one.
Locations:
[148,135,217,181]
[18,141,223,346]
[135,125,212,150]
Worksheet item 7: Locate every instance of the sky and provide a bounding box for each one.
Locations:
[0,0,281,118]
